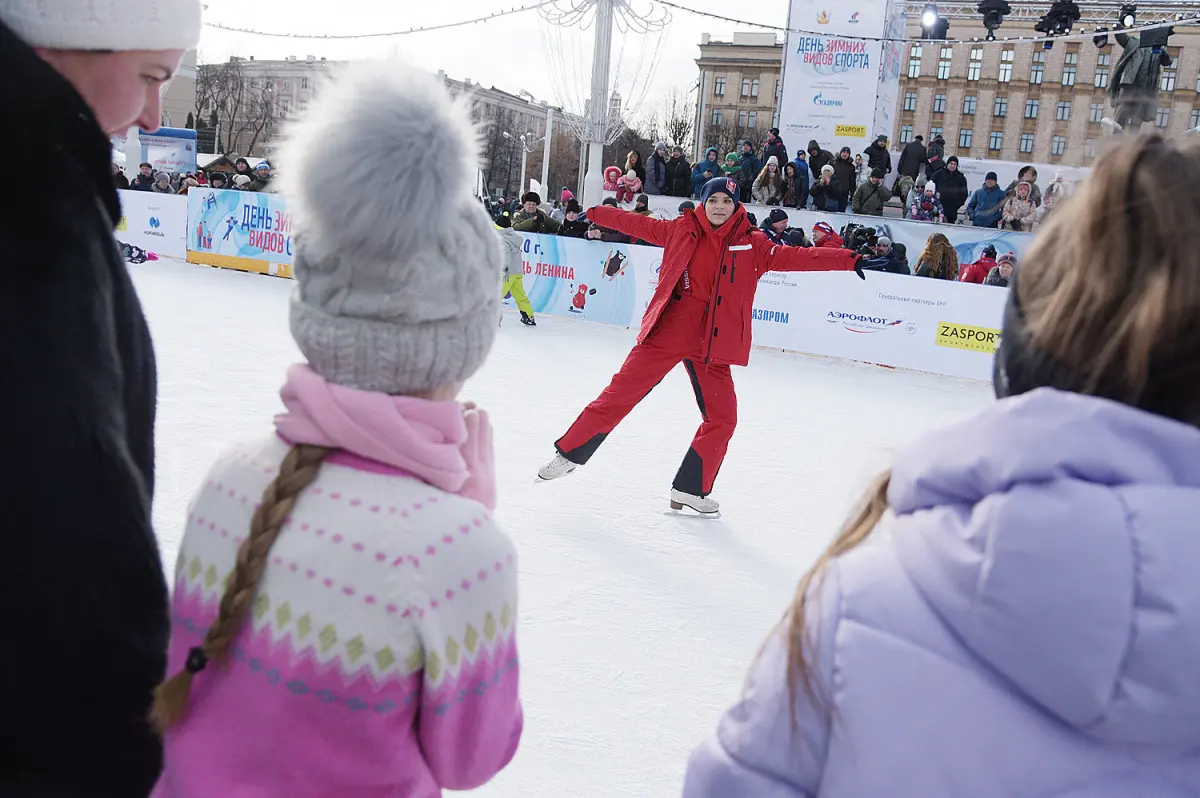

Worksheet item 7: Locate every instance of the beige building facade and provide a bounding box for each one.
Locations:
[694,31,784,159]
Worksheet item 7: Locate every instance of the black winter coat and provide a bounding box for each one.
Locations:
[0,22,167,797]
[897,140,927,178]
[863,142,892,174]
[931,167,970,212]
[664,155,693,197]
[806,141,835,180]
[926,136,947,175]
[831,157,857,200]
[763,139,789,167]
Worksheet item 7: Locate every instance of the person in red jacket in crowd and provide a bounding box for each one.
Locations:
[812,221,844,248]
[958,243,997,284]
[536,176,865,514]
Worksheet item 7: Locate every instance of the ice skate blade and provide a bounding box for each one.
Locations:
[534,467,575,484]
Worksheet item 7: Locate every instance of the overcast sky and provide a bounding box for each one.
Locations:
[199,0,790,120]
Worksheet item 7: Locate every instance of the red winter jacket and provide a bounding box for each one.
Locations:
[589,204,860,367]
[958,256,995,284]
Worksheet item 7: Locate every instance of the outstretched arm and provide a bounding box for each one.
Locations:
[755,235,863,279]
[588,204,671,247]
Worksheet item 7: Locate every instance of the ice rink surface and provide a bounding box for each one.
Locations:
[132,259,993,796]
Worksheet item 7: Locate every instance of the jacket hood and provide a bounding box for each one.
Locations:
[889,388,1200,747]
[705,147,719,160]
[807,139,820,151]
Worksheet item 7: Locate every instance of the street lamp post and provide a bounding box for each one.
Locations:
[504,131,536,197]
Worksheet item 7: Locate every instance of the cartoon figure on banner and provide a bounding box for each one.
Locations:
[195,221,214,250]
[603,249,629,280]
[569,283,597,313]
[202,191,217,212]
[223,215,239,241]
[817,10,830,24]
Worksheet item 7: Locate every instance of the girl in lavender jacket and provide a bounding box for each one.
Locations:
[149,63,521,796]
[684,133,1200,796]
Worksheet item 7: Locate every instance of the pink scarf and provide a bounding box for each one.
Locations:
[274,364,495,509]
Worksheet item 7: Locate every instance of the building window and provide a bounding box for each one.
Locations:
[1191,108,1200,129]
[1020,132,1034,153]
[741,78,751,97]
[999,49,1014,82]
[739,110,748,127]
[959,128,974,148]
[930,126,943,140]
[751,79,760,98]
[1062,52,1077,86]
[1084,138,1097,159]
[933,93,947,113]
[989,130,1004,150]
[1161,69,1177,92]
[1090,102,1104,123]
[938,46,953,80]
[900,124,914,143]
[1024,98,1039,119]
[908,44,923,78]
[1156,107,1171,128]
[1095,53,1111,88]
[1051,135,1067,155]
[714,77,726,96]
[968,47,983,81]
[711,107,722,125]
[1030,51,1045,85]
[1056,101,1071,121]
[748,111,758,128]
[300,78,308,90]
[963,94,977,114]
[775,80,780,99]
[904,90,918,111]
[993,96,1008,117]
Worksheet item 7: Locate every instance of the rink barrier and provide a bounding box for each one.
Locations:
[125,188,1014,381]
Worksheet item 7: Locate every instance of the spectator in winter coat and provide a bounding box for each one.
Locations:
[232,174,253,190]
[966,171,1007,228]
[806,139,835,181]
[112,163,130,189]
[831,148,857,213]
[633,194,652,216]
[1036,172,1070,230]
[809,165,844,213]
[603,165,623,191]
[685,135,1200,798]
[624,150,647,186]
[557,199,591,239]
[177,177,199,195]
[0,2,199,793]
[691,147,720,197]
[666,146,693,197]
[1002,181,1037,231]
[129,161,157,190]
[789,153,810,206]
[737,140,761,203]
[861,236,910,274]
[931,155,970,223]
[1006,165,1042,207]
[811,220,844,248]
[896,135,927,181]
[852,168,892,216]
[513,191,562,233]
[234,156,254,181]
[759,207,792,244]
[958,244,997,284]
[896,175,917,208]
[588,197,632,243]
[497,213,537,325]
[248,160,272,192]
[752,156,784,205]
[853,154,870,190]
[863,134,892,176]
[781,162,805,209]
[615,170,642,204]
[720,152,740,179]
[925,133,947,177]
[763,128,788,167]
[645,142,669,195]
[909,183,945,222]
[152,171,174,193]
[914,232,958,279]
[985,251,1016,286]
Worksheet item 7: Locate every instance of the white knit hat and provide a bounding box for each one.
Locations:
[1,0,202,51]
[279,60,501,396]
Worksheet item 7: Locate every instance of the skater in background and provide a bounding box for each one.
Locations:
[1,0,201,793]
[683,132,1200,797]
[537,177,864,514]
[497,213,537,326]
[149,61,521,796]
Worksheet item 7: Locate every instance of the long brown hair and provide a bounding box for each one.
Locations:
[151,444,332,732]
[783,132,1200,713]
[917,232,958,280]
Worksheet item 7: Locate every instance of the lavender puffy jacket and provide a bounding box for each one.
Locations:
[684,388,1200,797]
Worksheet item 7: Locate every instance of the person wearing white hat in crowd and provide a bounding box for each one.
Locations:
[0,0,201,794]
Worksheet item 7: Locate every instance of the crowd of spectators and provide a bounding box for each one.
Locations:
[112,157,274,195]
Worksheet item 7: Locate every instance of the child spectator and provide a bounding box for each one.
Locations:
[752,156,784,205]
[615,170,642,204]
[149,61,522,796]
[1002,182,1037,231]
[603,165,622,192]
[720,152,740,180]
[909,183,945,222]
[497,213,536,326]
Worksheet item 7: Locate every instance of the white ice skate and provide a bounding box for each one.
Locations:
[536,453,578,482]
[669,489,720,515]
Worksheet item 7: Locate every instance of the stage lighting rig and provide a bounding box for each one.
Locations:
[977,0,1011,41]
[920,4,950,40]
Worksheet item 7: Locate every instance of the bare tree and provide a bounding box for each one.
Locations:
[193,59,280,157]
[661,88,695,152]
[706,120,758,163]
[526,131,583,200]
[233,78,280,157]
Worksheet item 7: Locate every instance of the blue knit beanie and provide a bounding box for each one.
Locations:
[700,176,740,207]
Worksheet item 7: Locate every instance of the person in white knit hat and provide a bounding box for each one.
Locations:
[147,60,521,797]
[0,0,201,795]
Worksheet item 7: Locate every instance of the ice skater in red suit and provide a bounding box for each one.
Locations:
[537,176,865,514]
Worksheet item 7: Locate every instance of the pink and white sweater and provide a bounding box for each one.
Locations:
[153,365,522,797]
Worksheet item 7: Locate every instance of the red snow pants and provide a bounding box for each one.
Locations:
[555,293,737,497]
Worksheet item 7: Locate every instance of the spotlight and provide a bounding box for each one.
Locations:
[1036,0,1081,37]
[920,4,950,39]
[977,0,1011,41]
[1093,26,1109,47]
[921,4,938,27]
[1118,4,1136,29]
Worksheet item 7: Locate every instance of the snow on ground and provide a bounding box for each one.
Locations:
[132,259,993,796]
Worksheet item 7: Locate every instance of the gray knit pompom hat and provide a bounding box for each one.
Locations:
[277,60,501,395]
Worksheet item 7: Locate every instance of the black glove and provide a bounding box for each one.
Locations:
[853,254,866,280]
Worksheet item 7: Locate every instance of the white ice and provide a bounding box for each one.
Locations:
[133,259,993,796]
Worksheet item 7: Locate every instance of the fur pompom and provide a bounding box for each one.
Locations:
[276,59,480,262]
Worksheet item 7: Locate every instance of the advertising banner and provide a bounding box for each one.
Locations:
[873,0,906,143]
[779,0,889,153]
[111,127,199,175]
[116,190,188,261]
[186,188,294,277]
[505,233,662,327]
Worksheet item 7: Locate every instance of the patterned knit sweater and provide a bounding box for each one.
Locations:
[152,434,521,797]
